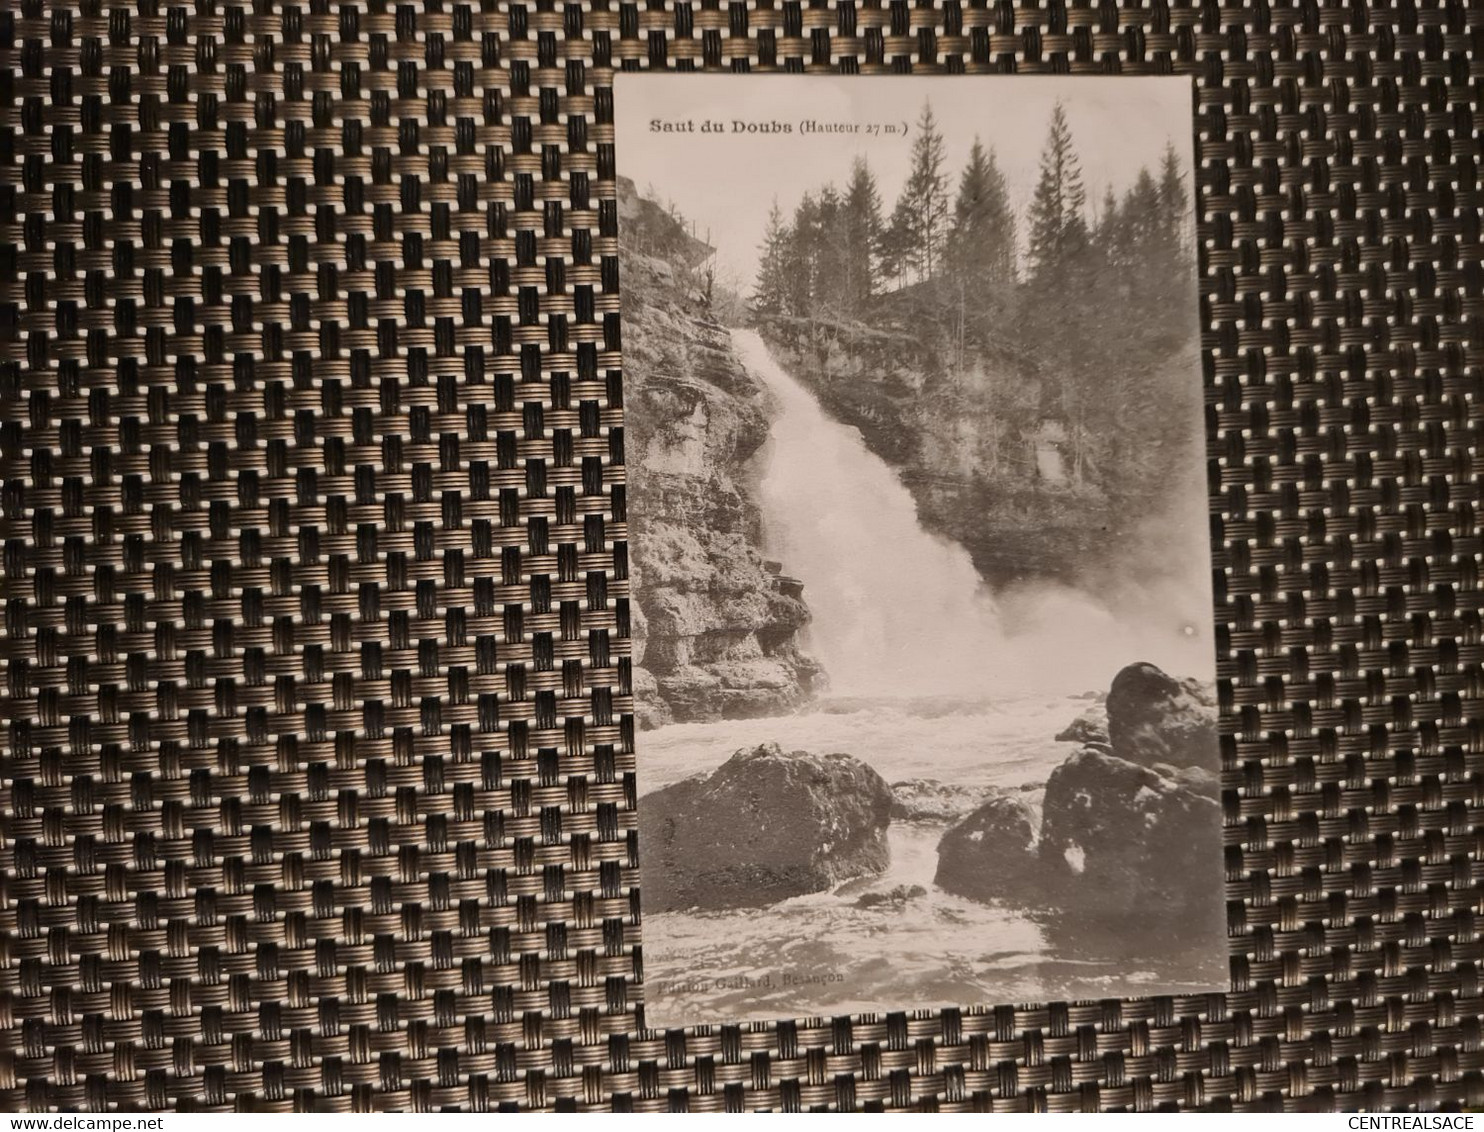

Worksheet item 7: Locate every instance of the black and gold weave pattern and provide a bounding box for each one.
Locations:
[1,0,1482,1113]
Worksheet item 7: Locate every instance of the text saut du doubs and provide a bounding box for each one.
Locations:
[649,118,793,133]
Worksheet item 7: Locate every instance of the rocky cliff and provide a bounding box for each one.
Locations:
[620,180,822,728]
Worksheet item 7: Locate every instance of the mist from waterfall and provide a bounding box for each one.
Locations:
[735,328,1214,699]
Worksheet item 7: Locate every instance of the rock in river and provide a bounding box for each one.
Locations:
[640,742,893,912]
[1105,662,1219,770]
[1055,702,1109,745]
[1037,747,1222,927]
[890,777,997,823]
[854,884,927,910]
[933,794,1043,905]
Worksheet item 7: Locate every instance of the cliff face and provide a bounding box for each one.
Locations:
[620,183,822,728]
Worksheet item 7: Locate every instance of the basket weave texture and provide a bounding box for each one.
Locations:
[2,0,1483,1113]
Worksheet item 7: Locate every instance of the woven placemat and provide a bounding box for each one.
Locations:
[2,0,1482,1113]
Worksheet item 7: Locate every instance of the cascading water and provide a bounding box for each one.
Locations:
[733,328,1213,699]
[735,329,1008,699]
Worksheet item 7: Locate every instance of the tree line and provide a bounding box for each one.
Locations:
[755,100,1189,333]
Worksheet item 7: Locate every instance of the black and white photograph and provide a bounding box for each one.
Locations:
[615,76,1225,1027]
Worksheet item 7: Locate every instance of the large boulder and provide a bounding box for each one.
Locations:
[1037,747,1223,928]
[1105,662,1219,770]
[934,795,1044,905]
[640,743,892,912]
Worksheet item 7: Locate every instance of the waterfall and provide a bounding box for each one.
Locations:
[733,328,1214,700]
[736,329,1010,699]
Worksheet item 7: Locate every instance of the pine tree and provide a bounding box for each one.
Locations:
[784,192,820,316]
[950,139,1016,287]
[1157,141,1188,251]
[944,139,1017,368]
[1097,185,1118,227]
[813,184,850,320]
[896,100,950,283]
[1024,102,1094,481]
[753,200,793,315]
[878,195,916,291]
[1094,185,1121,262]
[841,157,882,315]
[1153,142,1191,300]
[1120,168,1164,260]
[1026,102,1089,287]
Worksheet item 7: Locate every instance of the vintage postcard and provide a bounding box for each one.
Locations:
[615,75,1224,1027]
